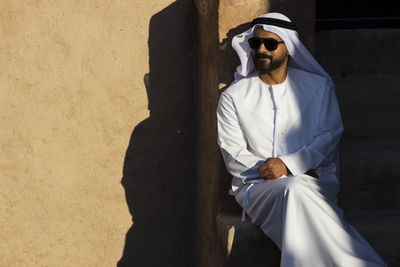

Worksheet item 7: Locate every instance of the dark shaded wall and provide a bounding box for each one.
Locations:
[316,29,400,76]
[119,1,198,266]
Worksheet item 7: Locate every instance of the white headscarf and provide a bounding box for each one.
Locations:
[232,12,332,85]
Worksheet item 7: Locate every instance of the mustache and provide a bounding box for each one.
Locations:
[255,53,273,60]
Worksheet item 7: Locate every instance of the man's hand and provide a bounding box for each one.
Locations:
[258,158,288,179]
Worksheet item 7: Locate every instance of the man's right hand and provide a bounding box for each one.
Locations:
[258,157,319,179]
[258,157,288,179]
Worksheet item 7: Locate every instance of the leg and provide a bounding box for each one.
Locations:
[234,175,387,267]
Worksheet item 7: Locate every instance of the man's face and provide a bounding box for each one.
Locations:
[250,27,289,74]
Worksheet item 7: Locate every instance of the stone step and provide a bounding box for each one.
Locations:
[217,210,400,267]
[338,141,400,210]
[216,213,280,267]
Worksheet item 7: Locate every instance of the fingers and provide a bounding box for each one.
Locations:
[258,164,269,172]
[258,158,272,172]
[258,158,287,179]
[258,162,270,178]
[259,169,271,179]
[259,168,280,179]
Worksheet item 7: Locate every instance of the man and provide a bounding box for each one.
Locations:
[217,12,387,266]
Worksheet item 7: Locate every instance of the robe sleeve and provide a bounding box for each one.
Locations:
[280,82,344,176]
[217,93,265,180]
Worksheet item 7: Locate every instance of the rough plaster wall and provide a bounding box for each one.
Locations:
[0,1,196,266]
[218,0,270,88]
[119,0,197,266]
[219,0,270,43]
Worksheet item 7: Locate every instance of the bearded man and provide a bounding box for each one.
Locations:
[217,12,387,266]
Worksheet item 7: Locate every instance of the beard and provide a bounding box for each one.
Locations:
[252,52,288,74]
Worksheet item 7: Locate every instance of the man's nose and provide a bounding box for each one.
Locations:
[257,43,268,53]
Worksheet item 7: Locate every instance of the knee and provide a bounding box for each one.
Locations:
[280,178,307,195]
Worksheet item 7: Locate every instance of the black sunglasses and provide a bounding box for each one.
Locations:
[248,37,284,51]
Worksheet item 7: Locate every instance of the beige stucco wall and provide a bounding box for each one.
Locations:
[0,1,178,266]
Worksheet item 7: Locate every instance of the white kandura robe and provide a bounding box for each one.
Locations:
[217,66,387,267]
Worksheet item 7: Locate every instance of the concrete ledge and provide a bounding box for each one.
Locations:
[217,210,400,266]
[216,213,280,267]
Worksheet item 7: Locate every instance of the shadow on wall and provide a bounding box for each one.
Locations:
[219,22,250,89]
[118,1,197,266]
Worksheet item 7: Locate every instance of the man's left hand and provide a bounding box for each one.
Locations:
[258,158,288,179]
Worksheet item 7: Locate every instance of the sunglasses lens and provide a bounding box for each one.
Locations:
[248,37,261,49]
[248,37,281,51]
[265,39,278,51]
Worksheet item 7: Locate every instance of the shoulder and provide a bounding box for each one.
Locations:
[221,72,259,99]
[288,66,331,94]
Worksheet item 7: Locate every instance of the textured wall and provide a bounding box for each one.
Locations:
[0,1,197,266]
